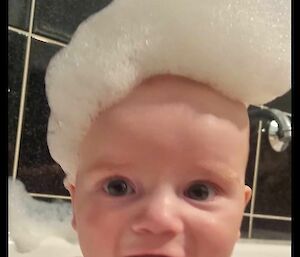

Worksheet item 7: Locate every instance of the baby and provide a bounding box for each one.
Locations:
[45,1,290,257]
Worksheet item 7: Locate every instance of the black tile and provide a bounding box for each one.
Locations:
[244,105,261,213]
[265,90,291,113]
[8,31,27,176]
[254,120,291,217]
[8,0,32,30]
[252,218,291,240]
[240,216,249,239]
[17,39,69,196]
[33,0,113,43]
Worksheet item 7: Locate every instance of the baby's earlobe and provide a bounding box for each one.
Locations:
[67,184,77,230]
[67,184,76,197]
[244,185,252,208]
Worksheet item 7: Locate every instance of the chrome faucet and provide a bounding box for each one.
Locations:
[248,107,291,152]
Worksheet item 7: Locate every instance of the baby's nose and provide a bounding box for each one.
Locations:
[131,190,184,236]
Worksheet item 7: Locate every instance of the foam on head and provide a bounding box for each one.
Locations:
[45,0,291,188]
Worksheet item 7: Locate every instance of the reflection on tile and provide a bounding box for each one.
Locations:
[254,119,291,217]
[8,0,32,30]
[33,0,113,43]
[240,216,249,238]
[17,39,69,196]
[244,105,261,213]
[8,31,27,176]
[265,90,291,113]
[252,218,291,240]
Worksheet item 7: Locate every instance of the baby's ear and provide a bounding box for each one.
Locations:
[244,185,252,209]
[68,184,77,231]
[68,183,76,197]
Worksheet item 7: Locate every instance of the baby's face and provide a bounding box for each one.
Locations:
[70,75,252,257]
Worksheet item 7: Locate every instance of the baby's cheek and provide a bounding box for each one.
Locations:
[77,207,122,257]
[186,210,241,257]
[82,204,115,231]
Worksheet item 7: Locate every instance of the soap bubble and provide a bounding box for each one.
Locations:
[8,177,78,253]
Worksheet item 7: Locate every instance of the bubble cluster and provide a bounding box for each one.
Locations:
[45,0,291,187]
[8,178,78,253]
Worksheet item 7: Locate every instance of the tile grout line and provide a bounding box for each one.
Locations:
[29,192,71,200]
[32,33,67,47]
[248,120,263,238]
[8,25,67,47]
[8,26,29,37]
[251,214,291,221]
[12,0,36,180]
[243,212,291,221]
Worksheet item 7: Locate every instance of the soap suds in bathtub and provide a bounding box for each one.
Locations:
[8,178,78,253]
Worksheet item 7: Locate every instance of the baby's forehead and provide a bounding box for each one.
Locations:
[94,75,249,131]
[78,76,250,175]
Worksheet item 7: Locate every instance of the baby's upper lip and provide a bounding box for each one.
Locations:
[124,245,185,257]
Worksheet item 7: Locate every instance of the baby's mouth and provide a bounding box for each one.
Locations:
[125,250,181,257]
[128,254,171,257]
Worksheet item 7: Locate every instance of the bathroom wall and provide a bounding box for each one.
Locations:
[8,0,291,241]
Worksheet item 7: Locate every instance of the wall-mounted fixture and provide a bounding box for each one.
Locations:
[248,107,291,152]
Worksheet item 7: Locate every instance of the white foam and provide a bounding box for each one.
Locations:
[9,236,82,257]
[45,0,291,186]
[8,178,78,253]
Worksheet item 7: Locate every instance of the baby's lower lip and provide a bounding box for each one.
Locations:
[127,255,170,257]
[128,254,169,257]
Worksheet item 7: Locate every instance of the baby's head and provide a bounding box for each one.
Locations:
[45,1,290,257]
[71,74,251,257]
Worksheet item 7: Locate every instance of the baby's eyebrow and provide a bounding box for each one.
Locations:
[191,162,242,184]
[81,159,242,185]
[84,159,134,174]
[79,160,134,188]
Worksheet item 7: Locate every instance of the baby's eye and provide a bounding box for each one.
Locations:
[103,178,135,197]
[184,182,216,201]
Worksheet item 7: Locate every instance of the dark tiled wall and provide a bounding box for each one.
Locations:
[17,39,68,195]
[8,0,291,241]
[254,134,291,217]
[252,218,291,241]
[8,31,27,177]
[8,0,32,30]
[33,0,112,43]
